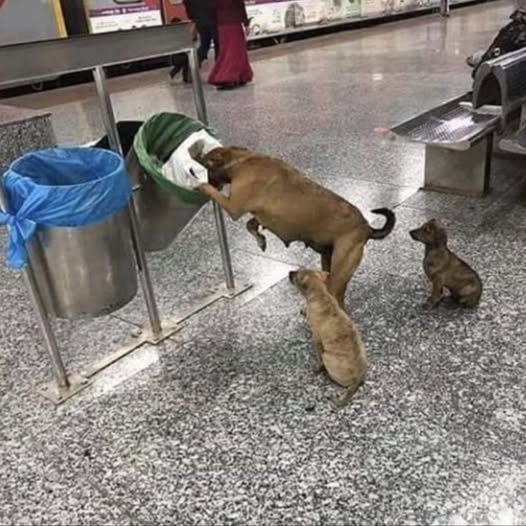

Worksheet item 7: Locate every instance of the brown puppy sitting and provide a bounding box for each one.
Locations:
[196,146,395,308]
[289,269,367,407]
[410,219,482,308]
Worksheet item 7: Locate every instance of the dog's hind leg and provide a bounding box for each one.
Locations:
[246,217,267,251]
[328,237,365,308]
[312,337,325,373]
[321,247,333,272]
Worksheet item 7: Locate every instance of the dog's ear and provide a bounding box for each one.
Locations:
[432,221,448,245]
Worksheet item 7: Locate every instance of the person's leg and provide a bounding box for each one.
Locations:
[211,26,220,59]
[182,55,191,83]
[197,26,213,65]
[169,53,186,78]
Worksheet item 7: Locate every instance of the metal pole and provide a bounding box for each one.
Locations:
[0,187,69,388]
[92,65,162,339]
[440,0,450,17]
[187,48,236,291]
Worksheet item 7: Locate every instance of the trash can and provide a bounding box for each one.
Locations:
[130,113,216,252]
[93,120,182,253]
[0,148,137,319]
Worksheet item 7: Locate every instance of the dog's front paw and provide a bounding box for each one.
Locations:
[197,183,214,195]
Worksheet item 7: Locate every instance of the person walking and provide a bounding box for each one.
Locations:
[208,0,253,90]
[169,0,219,82]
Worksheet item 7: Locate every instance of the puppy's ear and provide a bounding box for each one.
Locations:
[318,271,330,284]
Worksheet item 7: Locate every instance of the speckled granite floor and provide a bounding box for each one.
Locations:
[2,1,526,524]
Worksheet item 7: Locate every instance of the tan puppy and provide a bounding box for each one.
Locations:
[197,147,395,308]
[410,219,482,308]
[289,269,367,407]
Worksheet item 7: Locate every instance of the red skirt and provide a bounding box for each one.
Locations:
[208,23,254,86]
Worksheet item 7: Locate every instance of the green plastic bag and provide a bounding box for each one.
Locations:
[133,112,218,206]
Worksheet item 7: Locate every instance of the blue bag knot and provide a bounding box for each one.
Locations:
[0,211,37,269]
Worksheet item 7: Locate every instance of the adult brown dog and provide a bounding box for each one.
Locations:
[410,219,482,308]
[197,147,396,307]
[289,269,367,407]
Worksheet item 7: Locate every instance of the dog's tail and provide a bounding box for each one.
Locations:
[368,208,396,240]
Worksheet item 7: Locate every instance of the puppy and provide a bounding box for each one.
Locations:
[195,146,396,308]
[409,219,482,308]
[289,269,367,407]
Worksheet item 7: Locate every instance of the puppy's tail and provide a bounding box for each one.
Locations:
[368,208,396,240]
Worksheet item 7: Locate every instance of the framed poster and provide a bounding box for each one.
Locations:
[85,0,163,33]
[246,0,361,37]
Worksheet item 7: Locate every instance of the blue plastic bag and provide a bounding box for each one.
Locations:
[0,148,132,269]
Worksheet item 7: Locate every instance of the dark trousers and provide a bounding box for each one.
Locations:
[170,25,219,80]
[197,25,219,64]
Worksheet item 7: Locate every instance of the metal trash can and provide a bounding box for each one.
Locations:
[93,121,192,252]
[0,147,137,319]
[93,115,214,253]
[27,211,137,319]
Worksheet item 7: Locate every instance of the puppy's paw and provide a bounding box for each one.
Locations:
[331,396,348,409]
[423,298,439,310]
[312,362,325,374]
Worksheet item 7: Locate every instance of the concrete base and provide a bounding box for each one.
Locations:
[423,136,493,197]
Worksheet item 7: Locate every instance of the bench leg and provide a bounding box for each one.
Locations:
[423,136,492,197]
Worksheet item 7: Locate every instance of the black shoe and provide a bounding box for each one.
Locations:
[217,82,239,91]
[169,66,182,79]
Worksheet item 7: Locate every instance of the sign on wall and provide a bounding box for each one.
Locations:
[85,0,163,33]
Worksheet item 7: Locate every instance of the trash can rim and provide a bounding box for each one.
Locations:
[5,147,125,189]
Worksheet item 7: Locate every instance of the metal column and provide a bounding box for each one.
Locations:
[440,0,450,17]
[187,48,236,291]
[92,65,162,340]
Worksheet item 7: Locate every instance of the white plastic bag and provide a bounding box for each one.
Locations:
[161,129,222,190]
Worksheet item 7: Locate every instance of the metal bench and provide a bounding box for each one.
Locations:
[390,93,499,197]
[390,48,526,197]
[473,47,526,132]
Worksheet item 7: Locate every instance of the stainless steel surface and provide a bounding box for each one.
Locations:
[423,137,492,197]
[28,210,138,319]
[38,373,91,405]
[212,202,236,291]
[499,125,526,154]
[473,48,526,128]
[188,48,236,291]
[0,185,69,387]
[0,24,193,88]
[188,48,209,126]
[93,65,162,340]
[391,94,499,151]
[127,149,203,252]
[80,325,182,380]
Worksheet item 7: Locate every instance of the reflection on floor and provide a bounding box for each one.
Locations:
[2,1,526,523]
